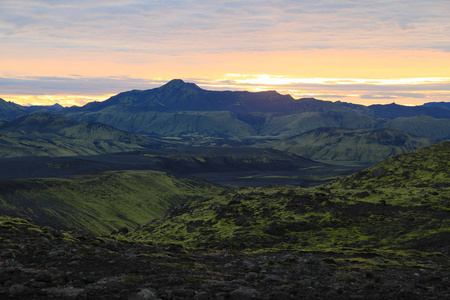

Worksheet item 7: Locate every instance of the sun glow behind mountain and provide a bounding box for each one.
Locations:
[227,75,450,86]
[3,74,450,107]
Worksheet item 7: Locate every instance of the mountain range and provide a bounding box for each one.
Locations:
[58,80,450,140]
[1,79,449,163]
[0,97,62,120]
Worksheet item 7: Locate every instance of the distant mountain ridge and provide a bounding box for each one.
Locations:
[1,80,449,163]
[57,80,450,141]
[62,79,450,118]
[0,98,63,121]
[367,102,450,119]
[2,80,449,121]
[0,97,27,121]
[64,79,357,115]
[422,101,450,110]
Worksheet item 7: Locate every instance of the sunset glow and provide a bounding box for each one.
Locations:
[1,94,116,107]
[224,74,450,86]
[1,1,449,107]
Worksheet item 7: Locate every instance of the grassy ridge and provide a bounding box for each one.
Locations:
[383,115,450,139]
[68,111,258,138]
[0,113,157,158]
[260,112,378,138]
[330,141,450,189]
[0,135,147,158]
[268,127,439,163]
[0,170,225,235]
[131,142,450,256]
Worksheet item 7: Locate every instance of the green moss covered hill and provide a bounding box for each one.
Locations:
[0,113,157,158]
[268,127,439,163]
[132,142,449,257]
[0,170,224,235]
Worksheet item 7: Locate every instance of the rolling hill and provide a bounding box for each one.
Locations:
[131,141,450,255]
[0,113,161,158]
[383,114,450,139]
[259,112,379,138]
[268,127,440,162]
[0,170,224,235]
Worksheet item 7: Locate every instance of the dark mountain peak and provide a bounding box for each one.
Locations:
[51,103,64,109]
[257,90,281,96]
[158,79,202,93]
[163,79,186,88]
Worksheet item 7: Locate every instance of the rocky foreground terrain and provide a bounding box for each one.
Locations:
[1,216,449,300]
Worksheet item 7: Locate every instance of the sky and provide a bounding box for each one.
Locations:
[1,0,449,107]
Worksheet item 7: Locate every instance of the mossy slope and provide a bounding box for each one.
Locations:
[0,170,225,235]
[268,127,439,163]
[0,113,158,158]
[383,115,450,139]
[131,142,450,257]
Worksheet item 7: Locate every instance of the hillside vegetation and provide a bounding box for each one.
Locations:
[268,127,439,163]
[0,113,157,158]
[383,115,450,139]
[69,110,258,138]
[131,142,450,256]
[0,170,224,234]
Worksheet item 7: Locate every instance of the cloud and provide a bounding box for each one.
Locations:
[361,95,397,100]
[1,0,448,55]
[2,74,447,98]
[1,75,449,107]
[0,75,164,95]
[0,1,449,107]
